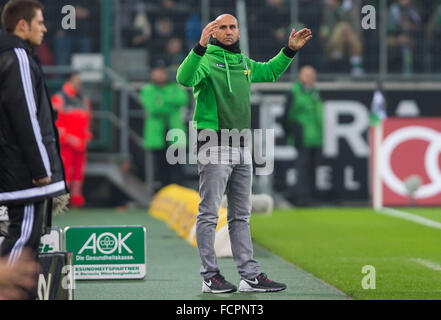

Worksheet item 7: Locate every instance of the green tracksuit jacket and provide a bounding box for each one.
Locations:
[284,81,323,147]
[176,44,295,131]
[139,82,189,150]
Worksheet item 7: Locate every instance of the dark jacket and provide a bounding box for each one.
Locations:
[0,32,67,205]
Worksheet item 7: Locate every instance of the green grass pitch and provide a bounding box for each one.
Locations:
[250,207,441,300]
[53,207,441,300]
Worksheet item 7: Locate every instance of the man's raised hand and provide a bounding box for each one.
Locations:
[199,21,219,48]
[288,28,313,52]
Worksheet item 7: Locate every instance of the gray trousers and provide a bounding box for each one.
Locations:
[196,146,260,280]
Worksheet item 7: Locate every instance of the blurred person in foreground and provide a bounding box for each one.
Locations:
[177,14,312,294]
[140,61,189,191]
[0,0,68,299]
[51,72,92,208]
[283,66,323,207]
[0,248,39,300]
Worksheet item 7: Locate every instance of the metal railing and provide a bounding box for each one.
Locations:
[44,65,156,203]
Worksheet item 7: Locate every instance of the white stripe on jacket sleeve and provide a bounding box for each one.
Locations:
[14,48,52,177]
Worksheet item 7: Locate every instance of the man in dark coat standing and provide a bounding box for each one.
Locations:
[0,0,68,299]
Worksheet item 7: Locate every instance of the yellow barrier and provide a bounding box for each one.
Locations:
[149,184,232,257]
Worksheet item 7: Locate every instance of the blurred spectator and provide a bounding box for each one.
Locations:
[161,0,175,9]
[249,0,291,61]
[160,0,190,11]
[131,10,152,48]
[120,1,151,48]
[154,16,174,38]
[34,41,54,65]
[360,0,380,73]
[157,0,190,29]
[185,14,202,51]
[22,0,441,75]
[150,16,175,62]
[36,0,56,65]
[159,0,193,11]
[320,0,364,76]
[387,0,422,74]
[297,0,324,69]
[210,0,236,18]
[426,0,441,72]
[164,37,186,72]
[139,61,189,191]
[283,66,323,206]
[51,72,93,208]
[51,0,99,65]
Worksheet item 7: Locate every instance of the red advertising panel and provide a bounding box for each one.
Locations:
[371,118,441,206]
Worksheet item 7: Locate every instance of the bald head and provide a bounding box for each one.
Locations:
[213,14,240,46]
[215,14,238,24]
[299,66,317,88]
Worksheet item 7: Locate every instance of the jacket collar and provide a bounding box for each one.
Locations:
[0,31,32,53]
[209,39,241,54]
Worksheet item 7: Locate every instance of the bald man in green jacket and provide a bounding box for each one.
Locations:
[177,14,312,294]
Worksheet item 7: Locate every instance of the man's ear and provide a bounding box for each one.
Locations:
[15,19,30,33]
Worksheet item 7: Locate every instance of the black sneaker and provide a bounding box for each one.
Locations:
[202,274,237,294]
[239,273,287,292]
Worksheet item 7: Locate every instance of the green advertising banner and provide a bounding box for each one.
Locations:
[64,226,147,280]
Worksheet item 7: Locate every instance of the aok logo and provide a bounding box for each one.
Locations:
[78,232,133,255]
[39,243,55,253]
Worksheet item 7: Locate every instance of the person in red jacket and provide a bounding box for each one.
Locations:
[51,72,92,208]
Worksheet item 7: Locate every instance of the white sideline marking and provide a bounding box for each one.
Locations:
[377,207,441,231]
[410,258,441,272]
